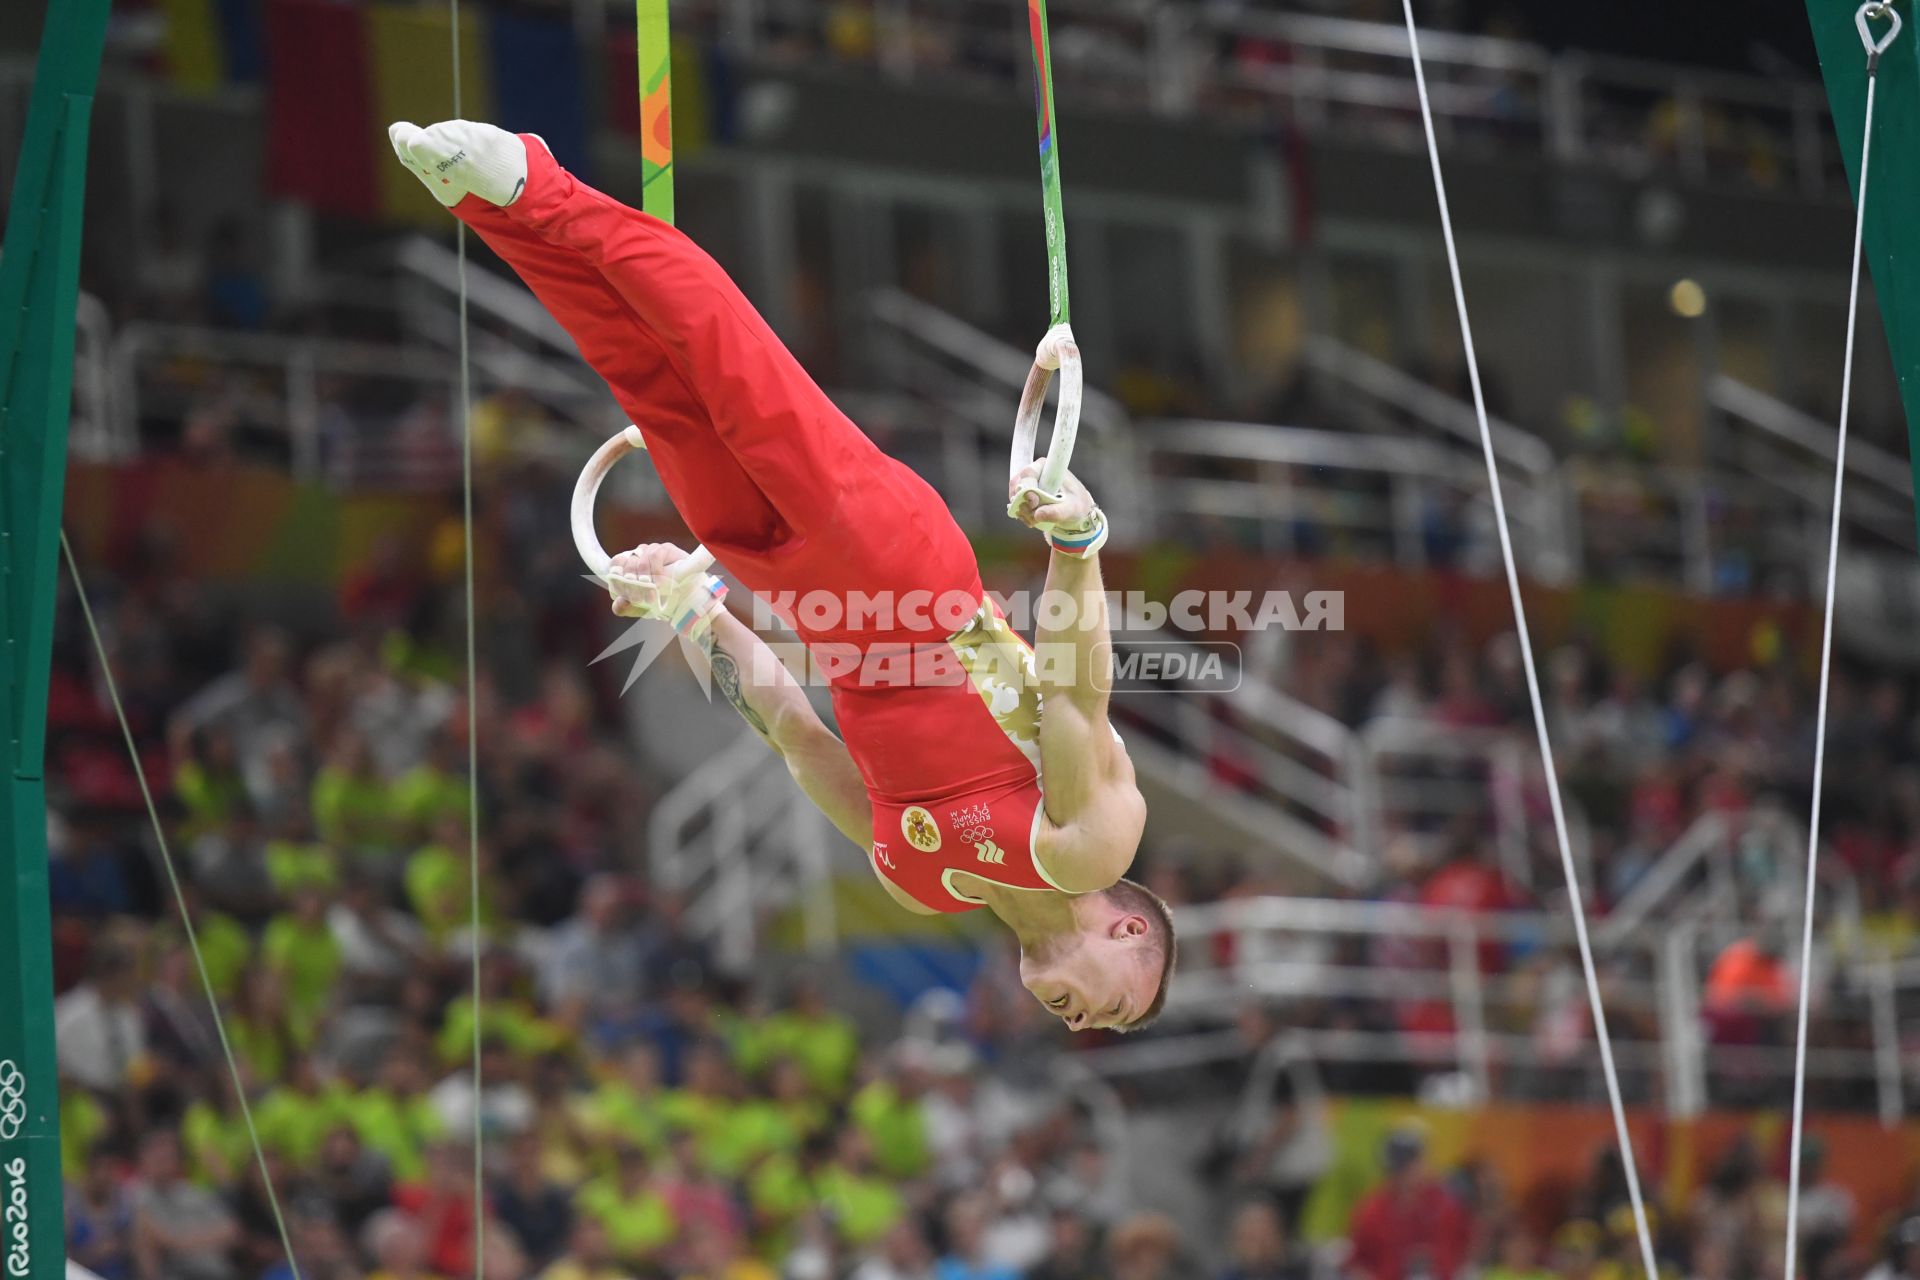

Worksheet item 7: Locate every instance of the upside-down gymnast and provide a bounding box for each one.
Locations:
[389,120,1174,1032]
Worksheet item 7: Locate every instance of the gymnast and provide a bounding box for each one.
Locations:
[389,120,1174,1032]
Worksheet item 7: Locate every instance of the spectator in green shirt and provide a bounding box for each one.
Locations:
[405,814,501,944]
[260,886,342,1038]
[181,1088,253,1188]
[263,832,337,899]
[389,727,470,843]
[818,1128,906,1249]
[60,1087,109,1180]
[434,950,565,1068]
[178,910,251,1005]
[312,729,402,854]
[173,726,247,839]
[577,1143,678,1268]
[225,966,301,1081]
[575,1041,670,1154]
[850,1060,932,1181]
[343,1047,445,1182]
[660,1040,740,1168]
[254,1058,347,1166]
[748,980,860,1098]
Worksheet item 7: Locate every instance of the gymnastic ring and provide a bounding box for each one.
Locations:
[571,424,716,584]
[1011,323,1084,502]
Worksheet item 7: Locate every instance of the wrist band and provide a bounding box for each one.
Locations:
[670,575,728,639]
[1047,507,1109,558]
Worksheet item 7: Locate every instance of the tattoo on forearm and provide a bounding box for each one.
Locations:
[709,647,771,738]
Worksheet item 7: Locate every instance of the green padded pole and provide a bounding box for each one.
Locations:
[1806,1,1920,535]
[0,2,111,1275]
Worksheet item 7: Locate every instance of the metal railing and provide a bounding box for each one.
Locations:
[1597,805,1847,949]
[1163,894,1906,1121]
[72,292,128,460]
[1298,336,1574,582]
[867,288,1141,534]
[1135,418,1491,566]
[1565,457,1832,597]
[646,730,838,974]
[707,2,1841,197]
[1360,717,1590,897]
[110,321,466,485]
[386,237,619,419]
[1117,674,1375,889]
[104,246,654,494]
[1710,373,1917,557]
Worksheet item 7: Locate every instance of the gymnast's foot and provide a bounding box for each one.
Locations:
[388,119,532,208]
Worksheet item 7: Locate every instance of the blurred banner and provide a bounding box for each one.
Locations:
[158,0,263,91]
[1306,1097,1920,1252]
[260,0,598,224]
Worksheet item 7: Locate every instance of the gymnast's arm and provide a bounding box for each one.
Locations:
[1011,467,1147,893]
[608,546,874,851]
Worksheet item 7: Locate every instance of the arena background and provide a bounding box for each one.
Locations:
[6,2,1920,1279]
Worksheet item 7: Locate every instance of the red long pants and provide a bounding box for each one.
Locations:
[452,141,985,643]
[454,144,1054,860]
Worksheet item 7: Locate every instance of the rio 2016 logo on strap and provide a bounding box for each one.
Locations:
[1,1059,24,1279]
[0,1062,22,1141]
[3,1154,26,1279]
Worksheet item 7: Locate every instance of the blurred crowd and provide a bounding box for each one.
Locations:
[1145,610,1920,1114]
[1264,621,1917,933]
[47,520,1177,1280]
[43,458,1920,1280]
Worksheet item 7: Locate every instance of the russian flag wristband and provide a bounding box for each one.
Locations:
[670,575,729,640]
[1046,507,1109,558]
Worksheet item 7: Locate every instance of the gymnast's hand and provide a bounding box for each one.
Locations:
[1009,458,1094,531]
[1010,459,1108,557]
[607,543,727,641]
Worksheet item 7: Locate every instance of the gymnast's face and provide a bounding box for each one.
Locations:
[1018,906,1158,1033]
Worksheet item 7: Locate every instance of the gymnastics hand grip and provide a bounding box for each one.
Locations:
[1010,323,1083,505]
[571,424,716,583]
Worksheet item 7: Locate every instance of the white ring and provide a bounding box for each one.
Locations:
[1011,323,1084,500]
[571,426,716,584]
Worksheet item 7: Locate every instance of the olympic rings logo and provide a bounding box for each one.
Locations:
[0,1062,24,1141]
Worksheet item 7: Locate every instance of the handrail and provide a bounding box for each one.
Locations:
[866,286,1147,542]
[647,730,777,882]
[392,236,603,370]
[72,292,127,460]
[646,729,836,969]
[1159,892,1900,1116]
[1360,716,1590,895]
[1211,10,1552,73]
[1143,419,1458,475]
[1710,375,1916,556]
[694,2,1835,194]
[1711,375,1910,491]
[1118,728,1372,888]
[1598,811,1731,946]
[110,322,461,479]
[1302,337,1557,478]
[870,287,1131,436]
[109,318,616,484]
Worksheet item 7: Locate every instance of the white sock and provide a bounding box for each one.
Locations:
[387,119,529,208]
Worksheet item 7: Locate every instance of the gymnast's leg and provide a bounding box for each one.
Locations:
[390,121,981,634]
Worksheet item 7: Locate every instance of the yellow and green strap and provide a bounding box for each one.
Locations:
[637,0,674,225]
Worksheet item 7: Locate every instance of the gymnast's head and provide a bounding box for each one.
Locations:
[1019,877,1177,1033]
